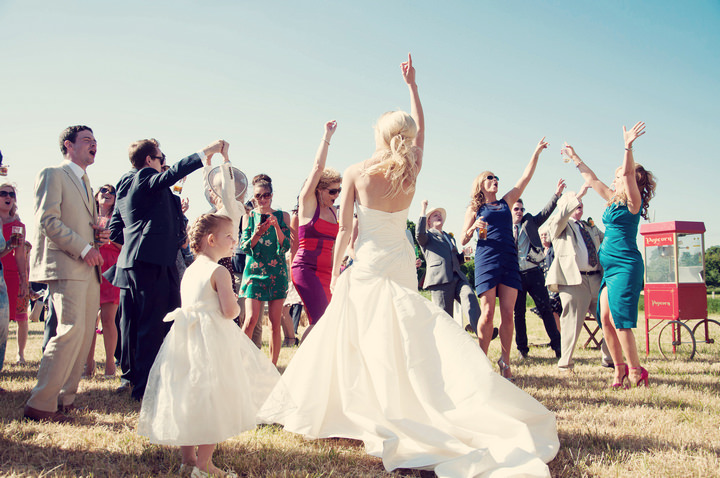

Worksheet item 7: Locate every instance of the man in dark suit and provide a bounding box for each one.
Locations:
[416,200,481,332]
[110,138,224,400]
[511,179,564,359]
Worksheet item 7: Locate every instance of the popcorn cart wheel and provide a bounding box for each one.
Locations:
[641,221,717,361]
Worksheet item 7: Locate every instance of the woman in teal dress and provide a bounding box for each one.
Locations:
[240,174,291,365]
[563,122,656,389]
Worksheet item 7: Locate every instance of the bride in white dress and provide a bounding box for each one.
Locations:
[259,54,559,477]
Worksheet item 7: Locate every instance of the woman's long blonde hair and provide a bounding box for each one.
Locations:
[0,183,18,217]
[362,111,420,198]
[609,163,656,220]
[469,171,494,212]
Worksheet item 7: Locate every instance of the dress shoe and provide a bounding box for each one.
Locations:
[518,350,529,360]
[601,359,614,368]
[115,381,132,394]
[464,323,475,334]
[491,327,499,340]
[554,348,562,359]
[23,405,73,423]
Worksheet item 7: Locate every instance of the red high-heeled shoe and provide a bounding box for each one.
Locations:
[629,366,649,387]
[611,363,629,389]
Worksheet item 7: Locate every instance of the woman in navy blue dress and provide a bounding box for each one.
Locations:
[563,122,656,388]
[460,138,549,380]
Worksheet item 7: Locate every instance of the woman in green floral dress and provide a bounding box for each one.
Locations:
[240,174,291,365]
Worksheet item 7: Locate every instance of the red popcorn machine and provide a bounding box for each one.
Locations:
[640,221,717,360]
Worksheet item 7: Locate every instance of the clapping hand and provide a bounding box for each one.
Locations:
[623,121,645,149]
[401,53,416,86]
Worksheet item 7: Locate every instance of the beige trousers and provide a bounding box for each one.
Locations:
[557,274,610,368]
[27,277,100,412]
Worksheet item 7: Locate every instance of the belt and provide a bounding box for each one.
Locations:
[580,270,601,276]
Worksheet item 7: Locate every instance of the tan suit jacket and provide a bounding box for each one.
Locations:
[29,163,99,282]
[544,192,603,293]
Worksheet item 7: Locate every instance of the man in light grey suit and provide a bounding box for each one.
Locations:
[25,125,107,422]
[416,200,481,332]
[545,184,611,370]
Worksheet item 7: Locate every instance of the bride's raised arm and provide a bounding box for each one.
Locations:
[401,53,424,171]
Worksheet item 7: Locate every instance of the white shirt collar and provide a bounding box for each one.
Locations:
[62,159,86,180]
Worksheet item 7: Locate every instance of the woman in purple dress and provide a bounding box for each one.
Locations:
[460,138,549,380]
[291,120,341,340]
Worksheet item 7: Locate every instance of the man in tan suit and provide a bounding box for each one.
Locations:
[545,184,611,371]
[25,125,106,422]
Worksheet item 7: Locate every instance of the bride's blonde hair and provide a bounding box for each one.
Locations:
[362,111,420,198]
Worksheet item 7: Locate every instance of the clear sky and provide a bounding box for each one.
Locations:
[2,1,719,251]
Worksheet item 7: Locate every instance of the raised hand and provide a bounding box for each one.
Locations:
[563,142,578,159]
[421,199,428,214]
[534,136,549,156]
[221,140,230,162]
[181,197,190,213]
[401,53,416,86]
[555,178,566,197]
[325,120,338,138]
[577,181,591,199]
[623,121,645,148]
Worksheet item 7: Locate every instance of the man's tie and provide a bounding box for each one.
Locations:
[578,222,599,267]
[513,224,520,246]
[81,173,92,203]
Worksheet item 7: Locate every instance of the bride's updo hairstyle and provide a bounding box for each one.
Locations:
[189,213,233,254]
[364,111,421,198]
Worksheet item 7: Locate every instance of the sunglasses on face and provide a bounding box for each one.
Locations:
[485,175,499,181]
[327,187,342,195]
[151,154,166,165]
[254,192,272,200]
[99,187,116,196]
[0,190,16,199]
[513,207,525,212]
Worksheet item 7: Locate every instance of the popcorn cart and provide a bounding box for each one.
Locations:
[641,221,717,360]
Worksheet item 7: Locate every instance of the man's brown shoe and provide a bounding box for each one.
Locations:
[23,405,73,423]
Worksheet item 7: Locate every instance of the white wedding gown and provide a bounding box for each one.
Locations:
[259,205,559,477]
[138,256,280,446]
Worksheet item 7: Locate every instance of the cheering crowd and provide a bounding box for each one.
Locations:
[0,54,656,478]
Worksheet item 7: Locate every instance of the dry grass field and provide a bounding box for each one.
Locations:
[1,310,719,477]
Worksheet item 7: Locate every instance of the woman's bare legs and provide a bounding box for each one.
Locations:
[599,287,642,385]
[243,298,263,339]
[477,288,498,354]
[268,299,284,365]
[496,284,518,367]
[100,302,118,376]
[16,319,28,363]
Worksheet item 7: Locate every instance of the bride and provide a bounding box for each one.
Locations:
[259,54,559,477]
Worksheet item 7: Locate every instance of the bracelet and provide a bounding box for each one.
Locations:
[323,139,330,145]
[625,147,632,151]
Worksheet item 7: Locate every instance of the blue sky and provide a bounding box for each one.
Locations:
[2,1,719,251]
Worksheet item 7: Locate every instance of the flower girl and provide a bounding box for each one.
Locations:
[138,213,280,477]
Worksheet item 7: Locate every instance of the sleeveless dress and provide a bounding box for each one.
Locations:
[474,199,522,295]
[1,219,27,321]
[0,231,9,371]
[597,202,644,329]
[97,215,121,305]
[291,205,339,323]
[138,256,281,445]
[240,210,291,301]
[259,205,558,477]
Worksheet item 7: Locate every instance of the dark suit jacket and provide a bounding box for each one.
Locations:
[517,193,560,266]
[416,216,466,287]
[115,154,203,269]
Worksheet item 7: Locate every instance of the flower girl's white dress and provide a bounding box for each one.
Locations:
[259,205,559,477]
[138,255,280,446]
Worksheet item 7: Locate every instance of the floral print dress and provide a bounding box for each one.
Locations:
[240,210,291,301]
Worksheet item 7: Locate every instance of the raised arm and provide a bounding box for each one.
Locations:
[331,165,358,287]
[503,137,547,207]
[563,143,613,201]
[619,121,645,214]
[416,199,429,246]
[460,206,486,247]
[401,53,424,170]
[299,121,338,220]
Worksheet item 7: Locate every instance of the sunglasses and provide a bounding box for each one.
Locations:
[513,207,525,212]
[99,187,116,196]
[327,187,342,195]
[485,175,499,181]
[151,154,166,165]
[254,192,272,200]
[0,190,16,199]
